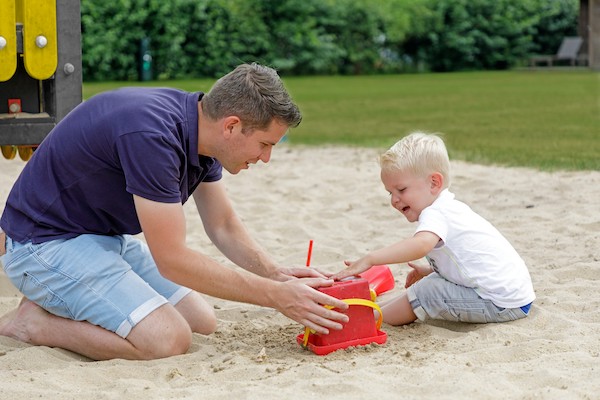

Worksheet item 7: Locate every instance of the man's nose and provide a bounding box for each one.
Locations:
[259,146,272,163]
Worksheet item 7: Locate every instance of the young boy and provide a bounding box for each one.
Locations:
[332,132,535,325]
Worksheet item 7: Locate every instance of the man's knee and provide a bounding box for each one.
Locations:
[146,324,192,359]
[191,311,217,335]
[128,305,193,359]
[176,291,218,335]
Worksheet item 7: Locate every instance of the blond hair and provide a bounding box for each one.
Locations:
[380,132,451,188]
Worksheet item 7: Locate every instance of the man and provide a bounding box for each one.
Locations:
[0,63,348,360]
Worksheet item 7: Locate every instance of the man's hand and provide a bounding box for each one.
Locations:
[271,278,349,335]
[270,266,329,282]
[0,229,6,257]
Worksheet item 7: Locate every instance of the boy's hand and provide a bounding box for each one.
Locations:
[404,262,433,288]
[330,258,372,281]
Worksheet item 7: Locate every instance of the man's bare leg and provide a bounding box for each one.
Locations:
[0,298,195,360]
[174,291,217,335]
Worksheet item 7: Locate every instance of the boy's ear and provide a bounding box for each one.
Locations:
[430,172,444,193]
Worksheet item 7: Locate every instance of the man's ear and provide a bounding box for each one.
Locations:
[222,116,241,138]
[430,172,444,193]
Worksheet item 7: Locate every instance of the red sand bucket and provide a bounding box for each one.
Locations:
[359,264,395,299]
[297,278,387,355]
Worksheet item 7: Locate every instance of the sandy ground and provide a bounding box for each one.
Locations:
[1,145,599,399]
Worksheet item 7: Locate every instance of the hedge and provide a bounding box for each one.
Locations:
[80,0,579,81]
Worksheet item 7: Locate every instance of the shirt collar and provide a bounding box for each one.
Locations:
[185,91,203,168]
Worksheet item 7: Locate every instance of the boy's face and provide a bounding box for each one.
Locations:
[380,168,441,223]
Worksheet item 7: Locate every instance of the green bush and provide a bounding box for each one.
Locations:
[529,0,579,55]
[80,0,580,81]
[422,0,539,71]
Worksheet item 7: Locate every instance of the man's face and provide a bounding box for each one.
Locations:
[220,119,288,174]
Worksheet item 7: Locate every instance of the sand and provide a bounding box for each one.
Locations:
[0,145,599,399]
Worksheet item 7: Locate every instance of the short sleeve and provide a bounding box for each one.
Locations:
[115,131,184,203]
[416,206,449,243]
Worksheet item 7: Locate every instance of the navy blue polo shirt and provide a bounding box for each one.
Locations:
[0,87,222,244]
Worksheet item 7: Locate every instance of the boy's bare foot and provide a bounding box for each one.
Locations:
[0,297,48,344]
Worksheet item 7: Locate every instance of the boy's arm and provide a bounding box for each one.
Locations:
[331,231,440,280]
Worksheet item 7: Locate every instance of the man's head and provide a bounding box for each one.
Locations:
[379,132,450,222]
[199,63,302,174]
[202,63,302,133]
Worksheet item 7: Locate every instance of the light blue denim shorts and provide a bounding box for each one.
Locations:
[1,234,191,338]
[406,273,530,323]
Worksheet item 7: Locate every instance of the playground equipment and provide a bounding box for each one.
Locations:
[0,0,82,161]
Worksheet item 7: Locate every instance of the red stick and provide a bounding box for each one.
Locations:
[305,240,314,267]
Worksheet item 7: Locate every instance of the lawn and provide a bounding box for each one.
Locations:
[83,70,600,171]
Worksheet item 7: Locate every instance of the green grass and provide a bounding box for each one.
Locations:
[83,70,600,171]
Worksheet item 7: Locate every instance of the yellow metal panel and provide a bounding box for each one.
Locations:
[0,0,17,82]
[22,0,57,80]
[15,0,23,24]
[15,0,23,23]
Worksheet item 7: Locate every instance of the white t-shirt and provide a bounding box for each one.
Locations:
[416,189,535,308]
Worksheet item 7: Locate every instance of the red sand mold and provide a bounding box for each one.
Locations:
[297,278,387,355]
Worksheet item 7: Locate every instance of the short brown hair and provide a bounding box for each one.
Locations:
[202,63,302,132]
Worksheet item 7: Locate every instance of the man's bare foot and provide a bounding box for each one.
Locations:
[0,297,49,344]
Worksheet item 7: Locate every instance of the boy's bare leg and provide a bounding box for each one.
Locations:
[379,293,418,326]
[0,297,207,360]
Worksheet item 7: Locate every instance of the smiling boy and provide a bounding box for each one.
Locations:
[332,132,535,326]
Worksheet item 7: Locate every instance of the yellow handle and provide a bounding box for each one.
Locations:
[22,0,58,80]
[0,0,17,81]
[302,298,383,347]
